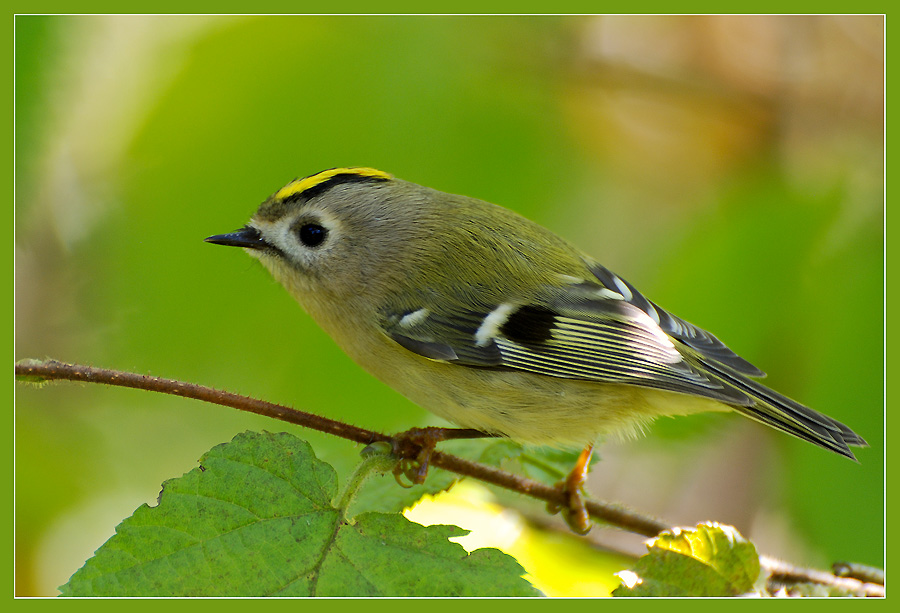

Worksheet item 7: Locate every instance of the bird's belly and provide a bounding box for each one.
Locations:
[372,353,726,446]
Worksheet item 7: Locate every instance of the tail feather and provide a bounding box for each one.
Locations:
[740,404,861,461]
[702,360,868,460]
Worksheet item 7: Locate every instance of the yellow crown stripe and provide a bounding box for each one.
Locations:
[275,167,392,201]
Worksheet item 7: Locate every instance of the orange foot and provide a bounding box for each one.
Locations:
[547,444,594,534]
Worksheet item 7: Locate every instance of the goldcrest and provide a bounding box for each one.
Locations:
[206,167,866,460]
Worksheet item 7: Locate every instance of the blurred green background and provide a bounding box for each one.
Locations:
[15,15,883,596]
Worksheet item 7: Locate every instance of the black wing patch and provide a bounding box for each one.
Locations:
[499,305,556,345]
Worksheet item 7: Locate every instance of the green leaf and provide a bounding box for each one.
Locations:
[314,513,539,596]
[60,431,539,597]
[613,522,761,597]
[345,465,460,518]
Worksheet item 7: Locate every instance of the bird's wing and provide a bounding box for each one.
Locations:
[381,266,754,406]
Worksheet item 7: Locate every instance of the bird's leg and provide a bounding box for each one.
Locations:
[391,427,492,486]
[548,443,594,534]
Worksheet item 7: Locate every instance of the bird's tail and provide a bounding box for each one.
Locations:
[705,361,868,460]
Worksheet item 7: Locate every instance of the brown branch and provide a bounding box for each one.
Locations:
[15,359,882,596]
[762,557,884,597]
[15,359,664,535]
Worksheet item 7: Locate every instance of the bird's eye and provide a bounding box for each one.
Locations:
[297,223,327,247]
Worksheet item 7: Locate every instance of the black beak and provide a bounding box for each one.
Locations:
[204,226,267,249]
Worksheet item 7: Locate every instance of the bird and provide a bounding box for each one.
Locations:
[206,167,867,532]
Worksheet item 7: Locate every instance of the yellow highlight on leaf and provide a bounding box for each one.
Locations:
[404,481,631,597]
